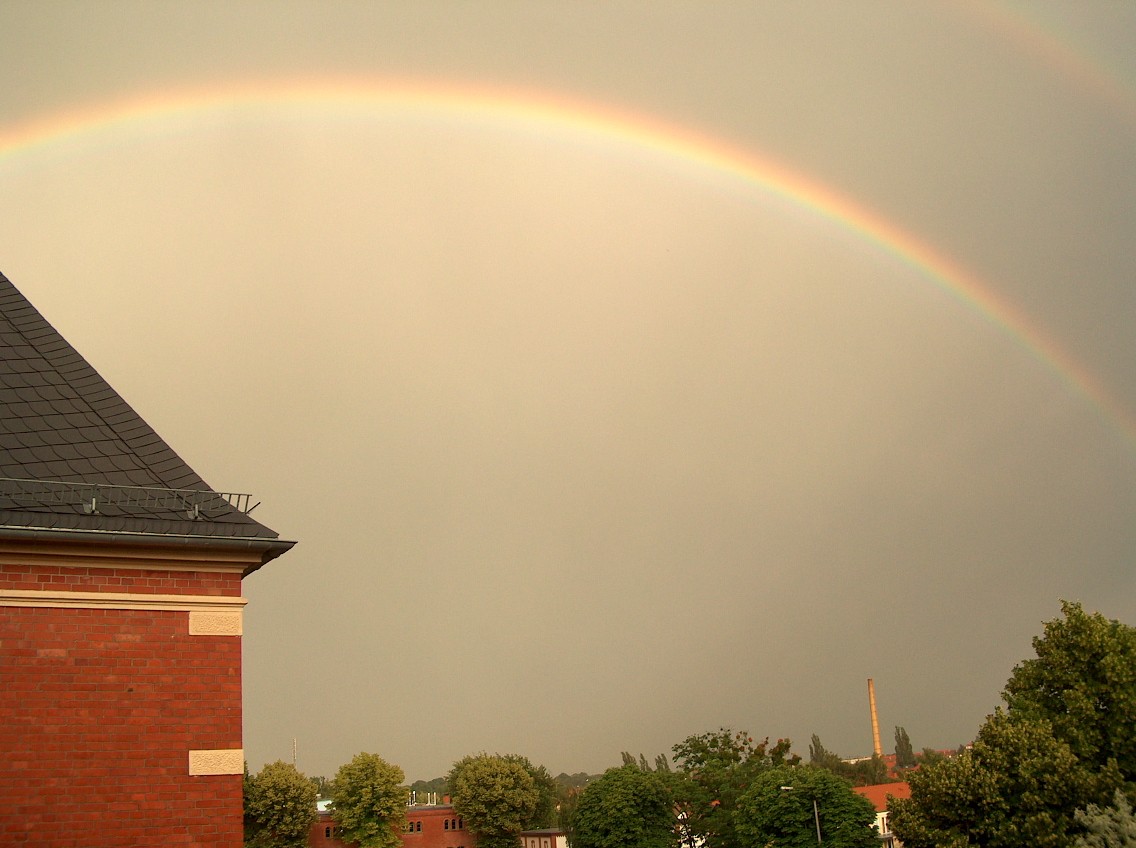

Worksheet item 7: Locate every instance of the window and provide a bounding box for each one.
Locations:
[417,821,423,832]
[445,820,450,830]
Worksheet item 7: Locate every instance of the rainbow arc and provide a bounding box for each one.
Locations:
[1,78,1131,447]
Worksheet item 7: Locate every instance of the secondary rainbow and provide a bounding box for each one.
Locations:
[1,78,1131,446]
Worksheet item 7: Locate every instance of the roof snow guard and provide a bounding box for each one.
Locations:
[0,271,294,568]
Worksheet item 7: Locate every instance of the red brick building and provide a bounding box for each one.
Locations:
[312,801,472,848]
[0,273,294,846]
[310,801,565,848]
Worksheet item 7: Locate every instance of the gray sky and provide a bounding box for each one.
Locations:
[2,2,1134,782]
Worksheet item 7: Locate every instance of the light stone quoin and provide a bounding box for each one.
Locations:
[188,609,243,636]
[188,749,245,776]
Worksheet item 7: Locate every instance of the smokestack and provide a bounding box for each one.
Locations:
[867,678,882,757]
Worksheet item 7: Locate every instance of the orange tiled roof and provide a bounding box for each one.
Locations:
[853,782,911,812]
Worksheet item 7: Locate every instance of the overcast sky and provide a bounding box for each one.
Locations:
[2,1,1134,782]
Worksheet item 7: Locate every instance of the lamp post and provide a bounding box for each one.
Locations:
[780,785,822,845]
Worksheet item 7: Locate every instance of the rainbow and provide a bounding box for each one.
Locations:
[1,78,1132,447]
[959,0,1136,131]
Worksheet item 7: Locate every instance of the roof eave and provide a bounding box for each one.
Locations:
[0,524,296,576]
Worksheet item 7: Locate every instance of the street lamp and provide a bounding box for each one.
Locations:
[780,786,822,845]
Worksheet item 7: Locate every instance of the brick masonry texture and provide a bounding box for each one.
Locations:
[0,603,244,847]
[0,563,242,596]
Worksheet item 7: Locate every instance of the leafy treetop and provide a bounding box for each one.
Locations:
[448,753,539,848]
[244,760,318,848]
[735,765,879,848]
[330,752,407,848]
[1003,600,1136,777]
[569,764,677,848]
[890,602,1136,848]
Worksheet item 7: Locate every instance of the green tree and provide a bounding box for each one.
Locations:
[616,752,669,774]
[809,734,841,771]
[330,752,406,848]
[890,711,1094,848]
[310,775,332,799]
[1074,789,1136,848]
[243,760,318,848]
[890,601,1136,848]
[555,772,596,792]
[844,755,891,787]
[735,765,878,848]
[560,786,584,848]
[1004,601,1136,778]
[500,754,559,829]
[916,747,947,766]
[671,728,799,848]
[449,753,539,848]
[569,764,677,848]
[409,776,448,802]
[895,727,916,769]
[807,736,891,787]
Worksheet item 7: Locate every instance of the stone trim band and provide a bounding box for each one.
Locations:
[0,588,247,612]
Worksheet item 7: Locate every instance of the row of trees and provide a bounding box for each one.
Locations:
[809,726,960,785]
[243,735,877,848]
[246,601,1134,848]
[244,752,405,848]
[564,731,879,848]
[243,751,559,848]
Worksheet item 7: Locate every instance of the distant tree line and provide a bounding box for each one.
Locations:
[244,601,1136,848]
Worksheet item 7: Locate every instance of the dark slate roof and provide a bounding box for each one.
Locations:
[0,271,293,560]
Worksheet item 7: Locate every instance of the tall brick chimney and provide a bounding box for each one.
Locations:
[867,678,882,757]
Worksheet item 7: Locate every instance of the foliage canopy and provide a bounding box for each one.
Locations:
[243,760,318,848]
[894,726,917,769]
[1003,601,1136,777]
[569,764,677,848]
[330,752,407,848]
[735,765,878,848]
[671,728,800,848]
[890,602,1136,848]
[1074,789,1136,848]
[449,753,539,848]
[500,754,559,829]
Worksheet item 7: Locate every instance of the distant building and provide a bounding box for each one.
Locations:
[853,782,911,848]
[520,829,568,848]
[310,800,342,847]
[0,272,294,847]
[312,798,471,848]
[311,798,565,848]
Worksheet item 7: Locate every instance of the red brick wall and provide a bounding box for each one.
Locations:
[310,815,343,847]
[0,563,245,847]
[404,806,473,848]
[310,806,476,848]
[0,563,241,596]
